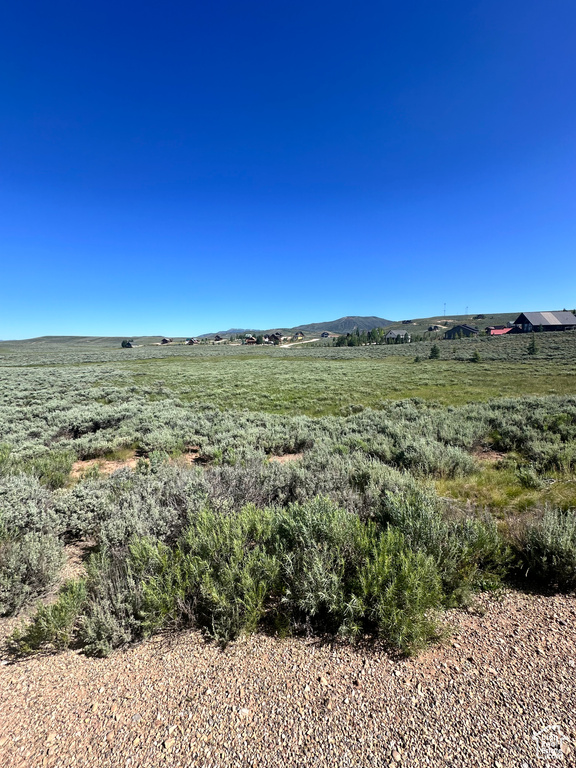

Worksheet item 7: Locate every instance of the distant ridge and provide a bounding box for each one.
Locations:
[292,316,394,334]
[202,316,395,338]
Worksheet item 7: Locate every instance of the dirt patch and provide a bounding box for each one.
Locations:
[59,541,93,582]
[71,457,139,478]
[71,449,203,477]
[172,449,202,466]
[472,448,507,464]
[268,453,304,464]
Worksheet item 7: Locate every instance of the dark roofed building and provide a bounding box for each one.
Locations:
[444,324,479,339]
[511,311,576,333]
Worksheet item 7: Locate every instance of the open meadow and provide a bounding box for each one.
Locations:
[1,330,575,650]
[1,331,576,766]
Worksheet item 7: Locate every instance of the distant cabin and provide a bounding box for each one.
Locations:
[269,332,283,342]
[444,325,479,339]
[244,335,257,344]
[321,331,330,338]
[385,330,411,342]
[428,325,441,332]
[510,311,576,333]
[214,335,224,342]
[161,338,173,345]
[186,338,199,345]
[486,326,512,336]
[292,331,304,340]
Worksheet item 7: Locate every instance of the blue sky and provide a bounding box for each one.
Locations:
[1,1,575,337]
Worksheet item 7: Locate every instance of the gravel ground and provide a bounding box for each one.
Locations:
[0,590,575,768]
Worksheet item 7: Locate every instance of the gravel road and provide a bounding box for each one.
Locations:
[1,591,575,767]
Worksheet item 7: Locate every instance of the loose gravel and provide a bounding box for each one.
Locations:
[1,590,575,767]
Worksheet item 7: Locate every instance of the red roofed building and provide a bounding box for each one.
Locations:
[486,326,512,336]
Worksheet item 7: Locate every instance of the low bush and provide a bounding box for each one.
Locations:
[0,532,64,615]
[9,580,87,653]
[519,508,576,590]
[379,487,513,602]
[12,498,447,656]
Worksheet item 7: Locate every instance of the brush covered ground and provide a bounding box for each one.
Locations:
[0,329,575,650]
[1,330,575,765]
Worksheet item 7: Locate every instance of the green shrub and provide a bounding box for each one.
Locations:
[379,489,512,602]
[25,451,75,490]
[133,505,279,643]
[520,509,576,590]
[9,580,87,653]
[358,528,443,653]
[515,464,545,489]
[273,498,370,634]
[13,498,448,656]
[77,549,144,656]
[0,532,64,615]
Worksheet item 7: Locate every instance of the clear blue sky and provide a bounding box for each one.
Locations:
[1,1,575,338]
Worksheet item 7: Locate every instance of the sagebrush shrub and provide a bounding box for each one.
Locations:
[520,508,576,590]
[0,532,64,615]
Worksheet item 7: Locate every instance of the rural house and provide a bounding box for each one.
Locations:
[385,330,411,343]
[321,331,330,338]
[510,311,576,333]
[292,331,304,340]
[444,324,479,339]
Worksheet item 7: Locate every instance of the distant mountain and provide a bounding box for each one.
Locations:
[200,316,395,338]
[198,328,250,338]
[291,316,394,334]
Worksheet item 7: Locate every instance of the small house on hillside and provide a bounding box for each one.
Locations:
[244,335,257,344]
[321,331,330,338]
[269,332,283,343]
[161,338,173,345]
[292,331,304,341]
[444,325,478,339]
[510,311,576,333]
[428,325,441,332]
[186,338,199,345]
[385,330,411,343]
[486,326,512,336]
[214,335,224,342]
